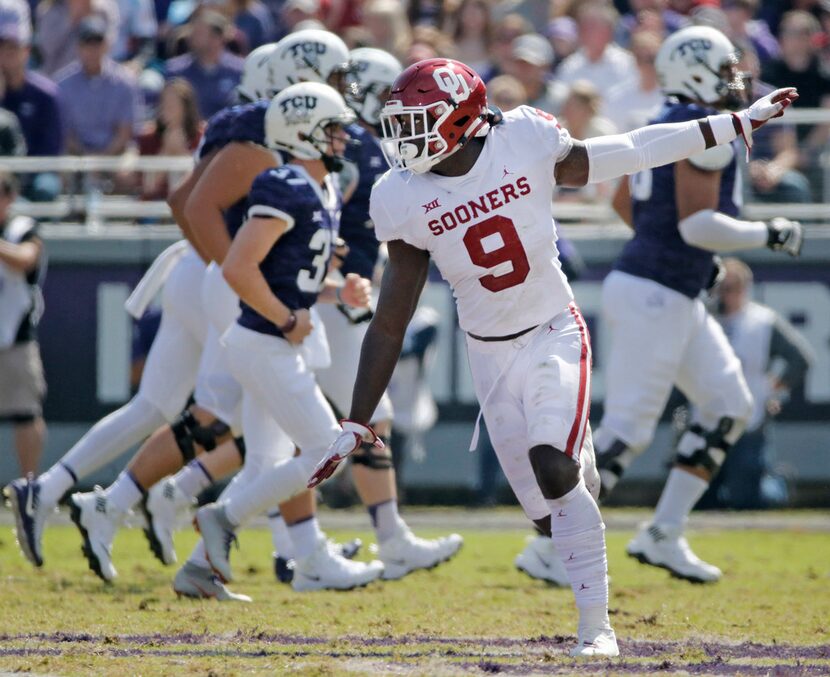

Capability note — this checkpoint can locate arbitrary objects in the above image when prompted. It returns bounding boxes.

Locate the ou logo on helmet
[433,67,470,103]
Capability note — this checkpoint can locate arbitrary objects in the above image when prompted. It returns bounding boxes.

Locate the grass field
[1,508,828,675]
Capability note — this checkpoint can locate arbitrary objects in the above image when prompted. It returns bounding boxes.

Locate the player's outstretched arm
[555,88,798,188]
[308,240,430,488]
[185,142,275,265]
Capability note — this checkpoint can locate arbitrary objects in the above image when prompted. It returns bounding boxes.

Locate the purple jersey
[615,101,740,298]
[237,165,342,338]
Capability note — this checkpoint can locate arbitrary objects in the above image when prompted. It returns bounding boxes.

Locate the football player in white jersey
[592,27,804,583]
[302,58,797,657]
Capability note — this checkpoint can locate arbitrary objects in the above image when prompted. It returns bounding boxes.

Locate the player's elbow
[678,209,717,249]
[222,257,245,293]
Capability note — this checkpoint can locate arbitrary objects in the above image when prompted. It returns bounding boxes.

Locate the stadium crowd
[1,0,829,203]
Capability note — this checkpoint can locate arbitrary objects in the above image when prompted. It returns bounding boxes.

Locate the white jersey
[371,105,575,337]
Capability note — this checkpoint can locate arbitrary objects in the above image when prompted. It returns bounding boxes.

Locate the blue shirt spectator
[56,15,139,154]
[112,0,158,62]
[164,10,244,119]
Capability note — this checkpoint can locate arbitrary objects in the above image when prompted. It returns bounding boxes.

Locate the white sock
[59,395,166,480]
[368,499,407,543]
[37,463,76,508]
[224,456,312,526]
[267,510,295,560]
[288,516,324,560]
[173,459,214,499]
[188,539,211,569]
[547,479,609,613]
[105,470,144,514]
[653,467,709,528]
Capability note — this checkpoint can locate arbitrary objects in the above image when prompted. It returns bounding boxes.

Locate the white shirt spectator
[556,44,636,107]
[603,82,663,132]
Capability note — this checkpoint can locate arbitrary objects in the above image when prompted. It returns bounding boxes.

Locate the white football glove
[766,217,803,257]
[307,420,384,489]
[733,87,798,156]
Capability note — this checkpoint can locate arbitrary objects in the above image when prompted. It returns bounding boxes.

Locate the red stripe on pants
[565,303,591,458]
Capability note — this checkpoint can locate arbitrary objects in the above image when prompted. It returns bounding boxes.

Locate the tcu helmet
[265,82,355,169]
[379,58,489,174]
[270,29,353,93]
[655,26,746,109]
[348,47,403,127]
[238,42,280,102]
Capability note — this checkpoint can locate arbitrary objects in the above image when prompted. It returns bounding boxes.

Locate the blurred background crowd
[1,0,829,204]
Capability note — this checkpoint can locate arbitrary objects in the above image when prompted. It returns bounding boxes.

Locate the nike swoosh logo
[301,574,321,582]
[24,485,34,517]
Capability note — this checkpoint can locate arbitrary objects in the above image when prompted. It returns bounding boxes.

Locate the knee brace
[170,409,231,462]
[351,435,394,470]
[234,435,246,461]
[596,438,637,500]
[675,416,743,475]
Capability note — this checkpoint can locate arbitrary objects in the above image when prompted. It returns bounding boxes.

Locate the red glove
[307,420,384,489]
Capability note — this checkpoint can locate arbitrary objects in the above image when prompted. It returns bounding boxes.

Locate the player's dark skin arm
[167,148,217,263]
[611,178,633,228]
[348,239,430,423]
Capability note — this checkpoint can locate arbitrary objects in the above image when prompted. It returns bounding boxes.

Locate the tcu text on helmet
[280,95,318,124]
[671,38,713,64]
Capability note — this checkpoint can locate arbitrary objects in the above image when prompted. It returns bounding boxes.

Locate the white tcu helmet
[265,82,356,166]
[655,26,745,108]
[348,47,403,127]
[270,29,352,93]
[238,42,280,102]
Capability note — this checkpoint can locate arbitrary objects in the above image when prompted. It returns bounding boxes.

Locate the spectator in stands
[406,0,445,28]
[556,2,636,109]
[57,15,140,156]
[363,0,411,61]
[0,7,63,200]
[545,16,578,69]
[0,172,47,476]
[761,10,830,195]
[0,96,25,156]
[506,33,567,115]
[446,0,494,80]
[491,0,548,28]
[722,0,779,65]
[698,258,813,509]
[486,73,527,112]
[485,12,531,81]
[136,77,202,199]
[228,0,275,54]
[111,0,157,67]
[164,9,244,120]
[277,0,321,39]
[404,24,453,65]
[603,30,663,132]
[33,0,119,77]
[616,0,688,45]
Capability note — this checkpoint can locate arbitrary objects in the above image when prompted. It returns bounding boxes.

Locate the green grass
[1,510,829,675]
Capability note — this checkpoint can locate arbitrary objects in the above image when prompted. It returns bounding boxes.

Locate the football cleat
[68,487,121,582]
[376,529,463,580]
[570,626,620,658]
[142,478,195,566]
[193,503,237,583]
[514,535,569,587]
[173,561,252,602]
[4,475,46,567]
[626,522,722,583]
[274,537,362,584]
[292,535,383,592]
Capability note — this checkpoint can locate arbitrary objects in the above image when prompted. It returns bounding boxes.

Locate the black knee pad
[191,419,230,452]
[351,435,393,470]
[234,435,246,461]
[675,417,736,474]
[596,438,634,501]
[528,445,580,499]
[171,410,198,462]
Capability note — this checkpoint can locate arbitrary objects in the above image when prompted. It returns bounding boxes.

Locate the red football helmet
[379,58,489,174]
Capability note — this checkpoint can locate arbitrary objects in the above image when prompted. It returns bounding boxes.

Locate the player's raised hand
[308,420,384,489]
[733,88,798,154]
[339,273,372,308]
[284,308,313,344]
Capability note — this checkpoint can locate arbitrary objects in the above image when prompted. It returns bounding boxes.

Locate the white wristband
[706,114,738,146]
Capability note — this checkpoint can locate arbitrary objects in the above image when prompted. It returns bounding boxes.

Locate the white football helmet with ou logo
[655,26,746,109]
[238,42,280,102]
[348,47,403,127]
[270,29,353,94]
[265,82,355,167]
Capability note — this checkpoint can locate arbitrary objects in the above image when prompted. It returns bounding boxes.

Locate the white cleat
[193,503,237,583]
[514,535,569,587]
[627,522,722,583]
[376,529,463,580]
[142,478,195,566]
[292,536,383,592]
[68,487,122,582]
[173,561,252,602]
[570,626,620,658]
